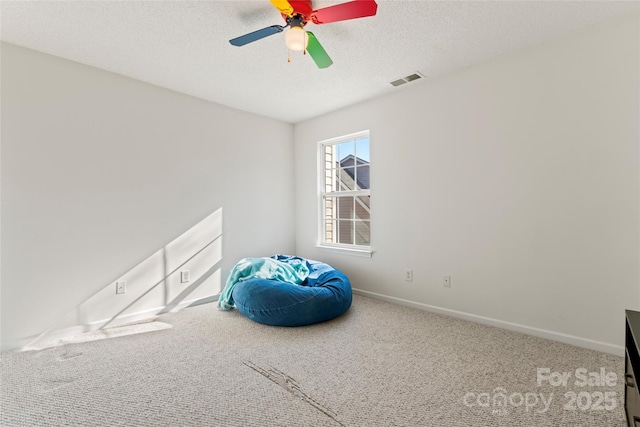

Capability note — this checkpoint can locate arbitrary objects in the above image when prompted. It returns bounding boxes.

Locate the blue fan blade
[229,25,285,46]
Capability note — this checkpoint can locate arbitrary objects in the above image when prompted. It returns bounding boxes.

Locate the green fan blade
[306,32,333,69]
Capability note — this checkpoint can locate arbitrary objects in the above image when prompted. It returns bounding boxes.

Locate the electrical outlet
[443,275,451,288]
[116,281,126,294]
[180,270,190,283]
[404,269,413,282]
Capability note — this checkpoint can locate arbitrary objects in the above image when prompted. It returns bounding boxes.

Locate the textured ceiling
[1,1,638,123]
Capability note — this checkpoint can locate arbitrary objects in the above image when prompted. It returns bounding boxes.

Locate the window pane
[355,220,370,245]
[355,137,370,162]
[325,177,333,192]
[338,196,353,219]
[338,141,354,163]
[354,165,370,189]
[340,149,355,167]
[325,169,337,192]
[355,195,370,221]
[343,166,355,180]
[337,220,353,245]
[324,220,335,243]
[325,145,335,164]
[339,167,356,191]
[324,196,336,219]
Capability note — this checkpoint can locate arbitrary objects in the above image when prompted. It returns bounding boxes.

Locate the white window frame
[317,130,372,257]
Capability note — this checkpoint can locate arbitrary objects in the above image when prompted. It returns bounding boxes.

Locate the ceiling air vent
[390,72,425,87]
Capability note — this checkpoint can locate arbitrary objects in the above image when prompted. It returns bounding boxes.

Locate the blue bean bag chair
[226,255,352,327]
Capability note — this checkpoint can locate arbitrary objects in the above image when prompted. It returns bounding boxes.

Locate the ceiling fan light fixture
[284,26,308,51]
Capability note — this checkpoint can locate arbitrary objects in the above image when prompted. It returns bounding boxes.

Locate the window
[318,130,371,254]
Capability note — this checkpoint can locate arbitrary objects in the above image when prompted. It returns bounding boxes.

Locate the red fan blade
[311,0,377,25]
[288,1,313,19]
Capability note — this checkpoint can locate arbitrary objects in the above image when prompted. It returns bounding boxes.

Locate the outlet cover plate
[116,281,126,294]
[443,275,451,288]
[180,270,190,283]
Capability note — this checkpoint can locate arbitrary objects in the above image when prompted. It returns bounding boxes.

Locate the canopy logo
[462,367,618,416]
[462,389,554,415]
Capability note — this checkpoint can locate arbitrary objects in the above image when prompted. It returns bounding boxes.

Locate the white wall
[294,12,639,354]
[1,42,295,350]
[2,11,638,355]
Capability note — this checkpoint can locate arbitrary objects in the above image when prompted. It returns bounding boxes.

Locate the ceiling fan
[229,0,378,69]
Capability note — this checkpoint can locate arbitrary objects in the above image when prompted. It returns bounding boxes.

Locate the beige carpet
[1,295,626,426]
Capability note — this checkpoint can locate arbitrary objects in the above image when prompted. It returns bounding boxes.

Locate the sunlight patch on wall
[22,208,224,351]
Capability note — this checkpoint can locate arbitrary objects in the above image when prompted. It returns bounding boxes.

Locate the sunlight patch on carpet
[26,321,173,351]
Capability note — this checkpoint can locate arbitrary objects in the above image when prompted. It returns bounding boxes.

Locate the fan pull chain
[288,49,291,63]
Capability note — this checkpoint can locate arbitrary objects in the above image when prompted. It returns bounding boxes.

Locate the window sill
[315,244,373,258]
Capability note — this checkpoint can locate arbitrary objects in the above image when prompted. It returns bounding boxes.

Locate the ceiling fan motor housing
[286,15,307,29]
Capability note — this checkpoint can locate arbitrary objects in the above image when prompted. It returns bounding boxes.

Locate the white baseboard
[352,288,624,357]
[5,291,623,357]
